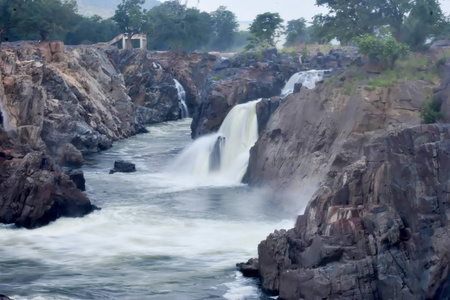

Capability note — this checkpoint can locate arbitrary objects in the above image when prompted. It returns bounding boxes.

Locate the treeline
[1,0,450,52]
[0,0,247,51]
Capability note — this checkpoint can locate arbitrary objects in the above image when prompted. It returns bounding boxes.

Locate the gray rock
[109,160,136,174]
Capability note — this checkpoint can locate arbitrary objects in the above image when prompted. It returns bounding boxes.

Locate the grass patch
[211,76,221,81]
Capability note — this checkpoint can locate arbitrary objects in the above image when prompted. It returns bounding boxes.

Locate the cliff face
[0,41,146,228]
[117,49,217,123]
[246,55,450,298]
[0,41,143,166]
[191,48,300,138]
[247,78,428,190]
[258,124,450,299]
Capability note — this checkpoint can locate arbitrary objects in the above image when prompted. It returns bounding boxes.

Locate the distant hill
[76,0,160,18]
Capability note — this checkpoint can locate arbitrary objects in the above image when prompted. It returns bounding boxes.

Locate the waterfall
[153,62,162,69]
[169,99,260,183]
[280,69,328,97]
[174,79,189,118]
[0,95,11,131]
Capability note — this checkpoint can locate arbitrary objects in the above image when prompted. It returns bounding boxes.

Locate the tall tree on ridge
[113,0,148,49]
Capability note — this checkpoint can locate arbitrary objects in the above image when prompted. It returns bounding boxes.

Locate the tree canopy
[208,6,239,51]
[113,0,148,48]
[314,0,449,48]
[284,18,308,47]
[246,12,284,50]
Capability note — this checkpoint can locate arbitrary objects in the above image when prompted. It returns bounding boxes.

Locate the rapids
[0,119,299,300]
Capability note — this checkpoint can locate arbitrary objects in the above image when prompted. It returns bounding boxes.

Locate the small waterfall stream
[174,79,189,118]
[0,95,11,131]
[170,69,326,184]
[280,69,328,97]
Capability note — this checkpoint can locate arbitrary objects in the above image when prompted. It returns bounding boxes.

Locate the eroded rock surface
[191,48,300,138]
[0,151,96,228]
[0,41,144,166]
[257,125,450,299]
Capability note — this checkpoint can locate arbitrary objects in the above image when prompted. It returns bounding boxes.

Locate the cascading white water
[152,61,162,69]
[169,100,260,184]
[0,95,11,131]
[280,69,327,97]
[174,79,189,118]
[170,69,326,184]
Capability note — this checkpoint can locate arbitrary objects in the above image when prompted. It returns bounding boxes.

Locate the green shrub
[355,35,409,70]
[420,96,443,124]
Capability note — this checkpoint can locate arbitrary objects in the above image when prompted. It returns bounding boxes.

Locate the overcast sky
[174,0,450,23]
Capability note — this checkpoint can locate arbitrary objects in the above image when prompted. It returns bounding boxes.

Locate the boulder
[109,160,136,174]
[236,258,259,278]
[66,169,86,191]
[0,152,97,229]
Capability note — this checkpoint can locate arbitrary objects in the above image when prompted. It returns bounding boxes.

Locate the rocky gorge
[239,47,450,298]
[1,37,449,300]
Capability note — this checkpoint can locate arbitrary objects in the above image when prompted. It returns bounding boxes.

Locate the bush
[355,35,409,70]
[420,96,443,124]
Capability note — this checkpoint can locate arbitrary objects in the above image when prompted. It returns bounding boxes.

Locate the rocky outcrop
[247,76,429,190]
[109,160,136,174]
[191,48,300,138]
[0,41,144,166]
[303,48,359,70]
[0,151,97,229]
[256,124,450,299]
[135,50,217,115]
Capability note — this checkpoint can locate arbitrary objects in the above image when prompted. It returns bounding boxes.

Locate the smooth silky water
[0,70,324,299]
[0,119,298,300]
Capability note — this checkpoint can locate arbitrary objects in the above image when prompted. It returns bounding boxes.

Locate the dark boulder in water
[109,160,136,174]
[0,152,97,229]
[237,258,259,278]
[66,169,86,191]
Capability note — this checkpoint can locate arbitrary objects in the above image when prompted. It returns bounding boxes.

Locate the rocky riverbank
[0,41,216,228]
[240,46,450,299]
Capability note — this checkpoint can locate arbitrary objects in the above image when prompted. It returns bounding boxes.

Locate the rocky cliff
[247,76,427,190]
[116,49,217,123]
[0,41,144,166]
[0,41,146,227]
[243,51,450,298]
[191,48,300,138]
[257,124,450,299]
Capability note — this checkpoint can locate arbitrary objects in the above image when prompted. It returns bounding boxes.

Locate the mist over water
[0,119,302,300]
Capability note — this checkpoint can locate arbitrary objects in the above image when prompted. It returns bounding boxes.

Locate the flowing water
[280,69,328,97]
[0,70,325,300]
[174,79,189,118]
[0,119,301,300]
[0,94,11,131]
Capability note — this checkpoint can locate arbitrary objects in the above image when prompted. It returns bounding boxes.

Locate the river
[0,119,299,300]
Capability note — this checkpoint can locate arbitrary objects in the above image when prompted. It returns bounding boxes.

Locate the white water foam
[173,79,189,118]
[0,94,11,131]
[168,99,260,184]
[281,69,328,97]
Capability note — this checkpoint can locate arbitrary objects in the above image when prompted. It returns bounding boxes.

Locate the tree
[402,0,447,50]
[146,1,211,51]
[284,18,308,47]
[209,6,238,51]
[355,34,409,70]
[314,0,446,48]
[65,15,120,45]
[0,0,22,46]
[18,0,80,41]
[113,0,148,48]
[246,12,284,49]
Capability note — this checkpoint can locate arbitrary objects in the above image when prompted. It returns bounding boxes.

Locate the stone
[109,160,136,174]
[0,152,97,229]
[66,169,86,191]
[254,125,450,299]
[236,258,259,278]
